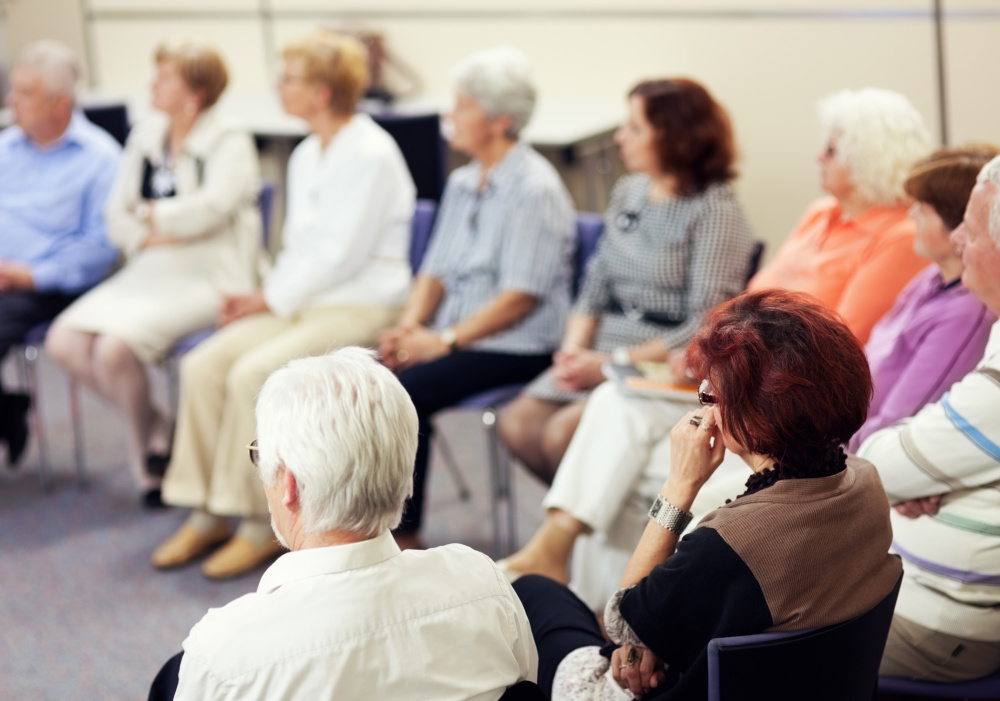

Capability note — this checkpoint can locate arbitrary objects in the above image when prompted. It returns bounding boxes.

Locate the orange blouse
[748,197,929,344]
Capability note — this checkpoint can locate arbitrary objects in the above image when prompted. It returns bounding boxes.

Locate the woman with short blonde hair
[280,32,368,114]
[48,38,261,508]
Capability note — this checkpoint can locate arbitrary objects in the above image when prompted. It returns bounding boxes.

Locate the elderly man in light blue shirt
[0,40,120,465]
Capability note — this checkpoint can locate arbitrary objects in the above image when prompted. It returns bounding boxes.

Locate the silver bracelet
[649,495,693,535]
[612,346,632,366]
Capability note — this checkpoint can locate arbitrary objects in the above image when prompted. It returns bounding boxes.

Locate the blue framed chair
[430,213,605,557]
[707,572,902,701]
[879,668,1000,699]
[746,240,766,286]
[14,322,86,490]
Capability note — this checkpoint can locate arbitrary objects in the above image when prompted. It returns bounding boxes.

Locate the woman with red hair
[512,289,900,700]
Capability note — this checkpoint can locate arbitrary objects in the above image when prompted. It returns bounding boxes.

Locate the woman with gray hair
[378,46,576,549]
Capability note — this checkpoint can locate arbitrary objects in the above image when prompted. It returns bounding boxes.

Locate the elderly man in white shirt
[166,347,537,700]
[154,31,417,579]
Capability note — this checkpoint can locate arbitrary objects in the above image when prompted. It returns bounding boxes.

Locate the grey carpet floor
[0,353,545,701]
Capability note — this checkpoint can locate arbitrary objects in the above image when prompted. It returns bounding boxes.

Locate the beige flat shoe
[151,523,231,570]
[201,535,284,580]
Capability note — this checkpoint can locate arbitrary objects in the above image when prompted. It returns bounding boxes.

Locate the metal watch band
[440,327,457,349]
[648,495,693,535]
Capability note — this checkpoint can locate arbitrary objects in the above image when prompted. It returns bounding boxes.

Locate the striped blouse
[419,141,576,354]
[860,320,1000,642]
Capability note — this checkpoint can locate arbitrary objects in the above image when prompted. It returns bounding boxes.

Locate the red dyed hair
[687,289,871,468]
[629,78,737,195]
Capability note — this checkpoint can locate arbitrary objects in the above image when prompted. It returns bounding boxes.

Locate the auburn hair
[687,289,871,470]
[629,78,737,195]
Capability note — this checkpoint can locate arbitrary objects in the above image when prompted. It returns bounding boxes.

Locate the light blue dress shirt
[0,112,121,294]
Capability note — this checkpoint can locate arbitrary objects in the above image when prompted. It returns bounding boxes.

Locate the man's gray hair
[15,40,82,98]
[255,347,418,536]
[976,155,1000,244]
[817,88,931,206]
[452,46,536,139]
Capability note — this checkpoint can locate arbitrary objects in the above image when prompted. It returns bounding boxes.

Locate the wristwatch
[612,346,632,366]
[649,495,693,535]
[440,327,457,350]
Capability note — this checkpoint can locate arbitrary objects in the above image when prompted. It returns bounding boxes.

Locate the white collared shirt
[175,531,537,700]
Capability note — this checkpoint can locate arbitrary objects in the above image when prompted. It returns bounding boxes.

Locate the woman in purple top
[847,145,999,453]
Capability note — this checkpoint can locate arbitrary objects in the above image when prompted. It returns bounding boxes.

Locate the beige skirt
[56,248,224,364]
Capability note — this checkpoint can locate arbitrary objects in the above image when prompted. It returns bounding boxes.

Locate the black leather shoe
[142,488,168,510]
[0,393,31,468]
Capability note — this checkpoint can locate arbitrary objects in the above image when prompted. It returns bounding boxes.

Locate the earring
[955,247,964,257]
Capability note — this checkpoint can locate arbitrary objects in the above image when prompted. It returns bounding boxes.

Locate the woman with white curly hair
[749,87,933,344]
[377,46,576,549]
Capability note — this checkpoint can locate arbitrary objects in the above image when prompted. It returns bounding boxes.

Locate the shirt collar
[454,140,529,194]
[827,200,908,236]
[11,111,88,150]
[257,530,400,594]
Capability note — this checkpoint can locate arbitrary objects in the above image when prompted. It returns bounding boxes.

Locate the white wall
[9,1,1000,257]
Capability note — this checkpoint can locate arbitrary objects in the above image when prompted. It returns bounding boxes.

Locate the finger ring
[689,415,703,427]
[619,663,628,670]
[396,349,410,363]
[627,647,638,668]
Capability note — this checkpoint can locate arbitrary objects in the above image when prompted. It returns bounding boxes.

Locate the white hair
[452,46,536,139]
[255,347,418,537]
[15,40,81,98]
[976,155,1000,244]
[818,88,931,205]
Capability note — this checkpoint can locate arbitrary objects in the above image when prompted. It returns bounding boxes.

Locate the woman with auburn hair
[498,78,755,484]
[512,289,901,700]
[47,38,261,507]
[148,31,415,579]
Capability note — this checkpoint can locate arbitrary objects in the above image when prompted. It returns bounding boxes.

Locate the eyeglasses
[698,379,717,407]
[247,439,259,468]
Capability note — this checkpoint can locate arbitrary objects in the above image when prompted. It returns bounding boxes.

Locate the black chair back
[82,104,130,146]
[371,112,446,202]
[148,651,183,701]
[746,240,765,286]
[708,571,902,701]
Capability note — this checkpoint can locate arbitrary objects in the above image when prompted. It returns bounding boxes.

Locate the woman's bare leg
[501,508,587,583]
[45,325,103,394]
[499,395,564,484]
[539,400,587,479]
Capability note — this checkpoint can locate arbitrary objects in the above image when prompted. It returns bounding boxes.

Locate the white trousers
[542,381,751,610]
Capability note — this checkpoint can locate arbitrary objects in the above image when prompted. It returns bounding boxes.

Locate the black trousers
[395,350,551,534]
[0,290,77,400]
[513,575,610,696]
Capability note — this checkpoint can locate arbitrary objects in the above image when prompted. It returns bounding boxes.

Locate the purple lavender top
[847,265,996,453]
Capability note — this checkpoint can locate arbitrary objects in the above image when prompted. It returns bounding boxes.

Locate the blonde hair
[818,88,931,206]
[154,38,229,110]
[281,32,369,115]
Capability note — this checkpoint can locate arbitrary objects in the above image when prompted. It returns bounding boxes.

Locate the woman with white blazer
[47,39,261,506]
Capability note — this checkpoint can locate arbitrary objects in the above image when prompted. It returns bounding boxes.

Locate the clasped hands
[551,346,610,392]
[378,323,449,371]
[218,290,269,327]
[611,644,666,697]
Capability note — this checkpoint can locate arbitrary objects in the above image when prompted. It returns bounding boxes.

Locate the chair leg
[21,344,52,491]
[68,379,87,488]
[431,430,472,501]
[483,408,516,558]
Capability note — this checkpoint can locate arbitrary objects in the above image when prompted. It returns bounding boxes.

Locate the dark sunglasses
[247,439,259,467]
[698,379,717,407]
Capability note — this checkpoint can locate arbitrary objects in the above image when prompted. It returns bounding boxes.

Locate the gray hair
[15,40,82,99]
[255,347,418,537]
[817,88,931,205]
[976,155,1000,244]
[452,46,536,139]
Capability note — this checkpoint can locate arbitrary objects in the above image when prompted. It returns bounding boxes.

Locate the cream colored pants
[544,381,751,610]
[162,305,400,519]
